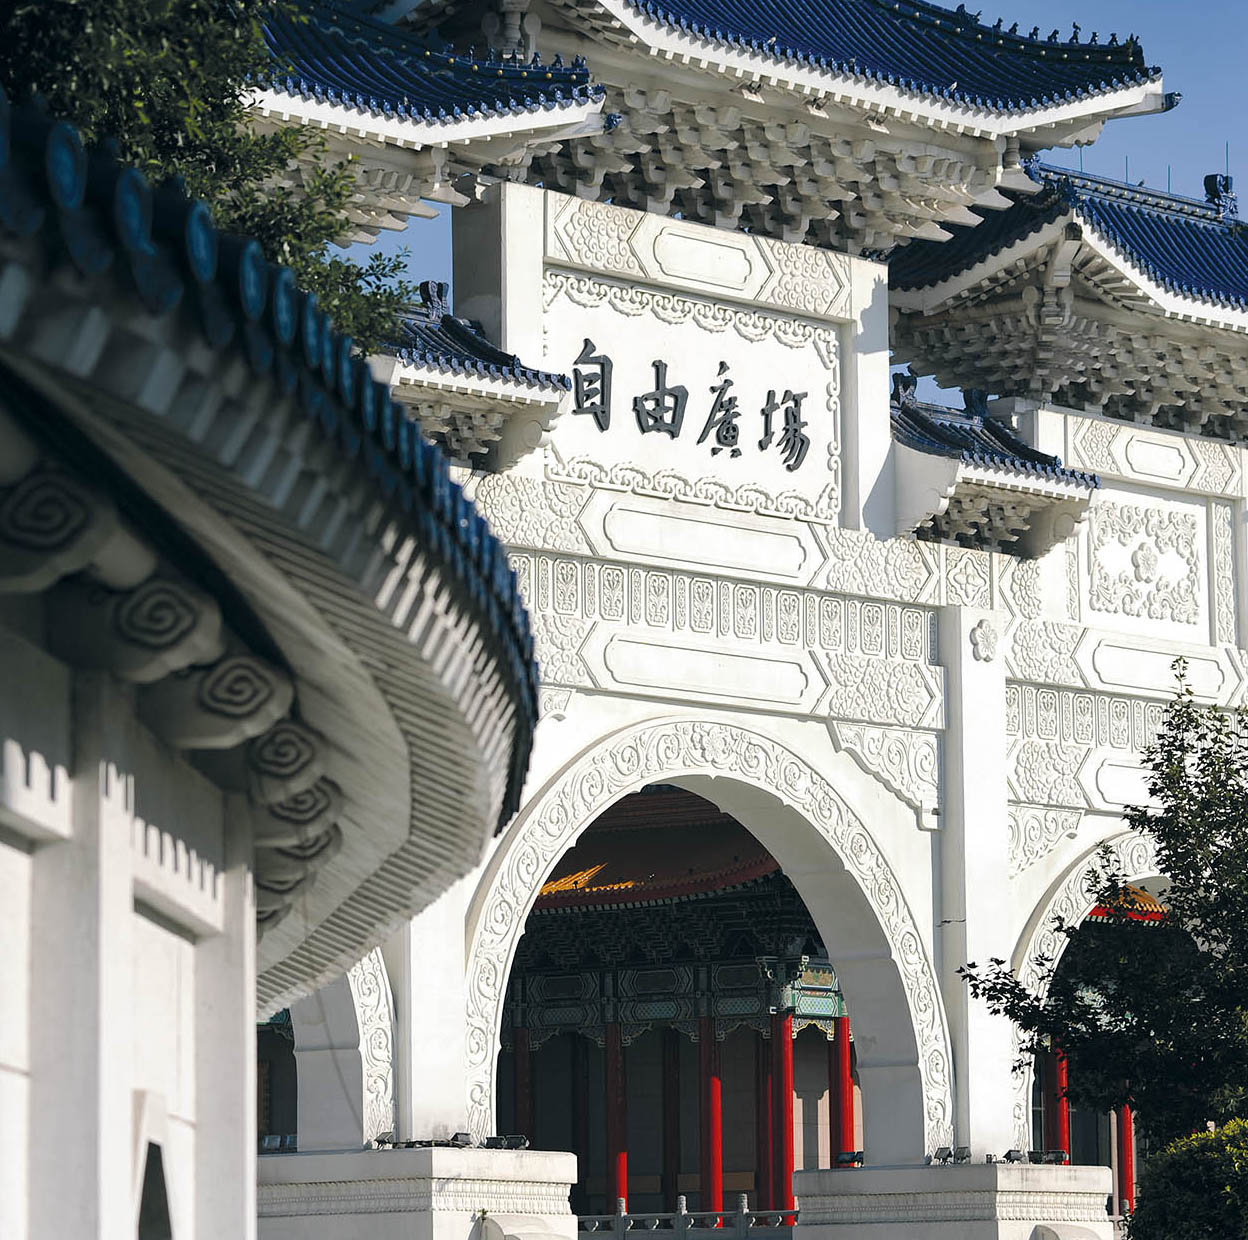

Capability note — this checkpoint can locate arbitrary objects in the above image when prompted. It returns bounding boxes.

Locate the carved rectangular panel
[1066,414,1243,497]
[545,195,853,321]
[1083,495,1209,641]
[542,271,841,524]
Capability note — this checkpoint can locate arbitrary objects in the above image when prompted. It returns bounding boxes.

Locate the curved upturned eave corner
[562,0,1169,137]
[0,90,538,1014]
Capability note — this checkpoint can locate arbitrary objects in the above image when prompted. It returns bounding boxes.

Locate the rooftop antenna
[1079,146,1084,172]
[1227,140,1232,177]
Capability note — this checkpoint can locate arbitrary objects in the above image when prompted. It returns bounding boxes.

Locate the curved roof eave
[587,0,1168,137]
[892,165,1248,333]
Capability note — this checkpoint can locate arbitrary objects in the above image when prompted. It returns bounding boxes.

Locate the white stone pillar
[452,180,546,366]
[382,875,472,1140]
[195,797,257,1240]
[840,257,893,534]
[291,948,397,1151]
[27,673,133,1240]
[937,605,1016,1157]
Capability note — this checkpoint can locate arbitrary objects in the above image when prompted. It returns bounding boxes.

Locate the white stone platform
[257,1146,578,1240]
[793,1163,1113,1240]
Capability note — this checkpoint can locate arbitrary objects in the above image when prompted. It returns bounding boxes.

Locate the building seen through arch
[496,786,861,1215]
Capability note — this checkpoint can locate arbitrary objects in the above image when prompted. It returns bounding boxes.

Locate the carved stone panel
[541,268,841,524]
[1084,498,1206,637]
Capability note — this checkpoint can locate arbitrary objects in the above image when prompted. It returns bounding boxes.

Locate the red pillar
[662,1028,682,1211]
[1054,1053,1071,1159]
[755,1030,774,1209]
[513,1027,534,1141]
[830,1015,854,1162]
[1042,1051,1070,1159]
[1117,1105,1136,1215]
[698,1015,724,1217]
[605,1022,628,1210]
[771,1012,795,1219]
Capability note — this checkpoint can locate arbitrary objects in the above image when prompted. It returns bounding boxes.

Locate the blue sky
[361,0,1247,325]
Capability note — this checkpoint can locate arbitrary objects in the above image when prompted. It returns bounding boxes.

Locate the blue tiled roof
[624,0,1157,112]
[264,2,604,123]
[393,282,571,392]
[0,87,539,825]
[891,379,1099,487]
[891,164,1248,312]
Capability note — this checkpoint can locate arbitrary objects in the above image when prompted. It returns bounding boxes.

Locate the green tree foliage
[1,0,415,350]
[962,667,1248,1148]
[1128,1118,1248,1240]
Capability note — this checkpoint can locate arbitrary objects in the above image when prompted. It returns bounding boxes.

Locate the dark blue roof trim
[392,282,571,392]
[624,0,1157,113]
[264,3,604,124]
[0,89,537,826]
[891,162,1248,312]
[891,378,1099,487]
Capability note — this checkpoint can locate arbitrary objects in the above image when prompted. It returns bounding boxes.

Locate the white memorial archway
[464,716,954,1162]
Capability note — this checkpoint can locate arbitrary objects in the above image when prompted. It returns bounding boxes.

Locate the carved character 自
[572,337,613,431]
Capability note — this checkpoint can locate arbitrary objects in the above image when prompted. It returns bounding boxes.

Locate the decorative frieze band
[1006,681,1164,811]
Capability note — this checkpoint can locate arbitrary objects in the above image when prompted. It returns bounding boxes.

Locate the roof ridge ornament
[1205,173,1239,220]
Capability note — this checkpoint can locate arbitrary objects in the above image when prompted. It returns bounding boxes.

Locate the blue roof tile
[0,87,541,824]
[891,377,1099,487]
[891,163,1248,311]
[622,0,1157,112]
[264,3,604,124]
[392,282,571,391]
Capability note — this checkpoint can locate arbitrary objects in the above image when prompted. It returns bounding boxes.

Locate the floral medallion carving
[1087,501,1201,625]
[464,719,954,1150]
[969,619,997,663]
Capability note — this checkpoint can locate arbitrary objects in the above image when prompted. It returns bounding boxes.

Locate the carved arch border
[1008,831,1159,1147]
[464,716,955,1149]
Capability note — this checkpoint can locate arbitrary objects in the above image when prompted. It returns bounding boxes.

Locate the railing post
[676,1194,688,1240]
[734,1193,749,1240]
[615,1197,627,1240]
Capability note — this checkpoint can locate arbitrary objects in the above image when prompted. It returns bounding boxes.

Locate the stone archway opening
[495,785,863,1217]
[464,719,955,1186]
[1028,880,1168,1221]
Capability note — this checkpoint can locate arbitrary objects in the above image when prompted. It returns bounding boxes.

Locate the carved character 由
[633,359,689,438]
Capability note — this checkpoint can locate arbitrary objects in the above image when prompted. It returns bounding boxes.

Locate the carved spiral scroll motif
[247,720,327,804]
[464,718,954,1151]
[0,467,117,591]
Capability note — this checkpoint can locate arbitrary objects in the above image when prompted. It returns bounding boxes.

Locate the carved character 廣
[696,361,743,457]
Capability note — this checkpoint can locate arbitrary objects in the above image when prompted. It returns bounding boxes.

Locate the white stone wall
[0,628,256,1240]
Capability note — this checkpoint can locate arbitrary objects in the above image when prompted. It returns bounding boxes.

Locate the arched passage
[464,718,954,1164]
[1009,832,1160,1149]
[284,948,398,1150]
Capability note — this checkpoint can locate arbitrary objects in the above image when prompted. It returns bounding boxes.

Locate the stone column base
[794,1164,1114,1240]
[257,1146,577,1240]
